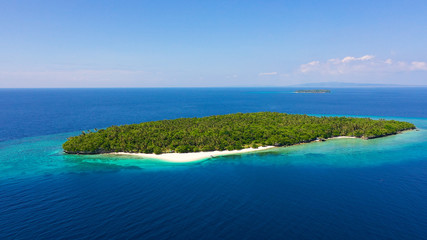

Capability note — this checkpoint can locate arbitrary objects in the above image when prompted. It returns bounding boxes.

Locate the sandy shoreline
[328,136,358,139]
[109,146,275,163]
[106,136,363,163]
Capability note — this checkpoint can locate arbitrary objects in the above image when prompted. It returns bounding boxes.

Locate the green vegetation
[295,89,331,93]
[63,112,415,154]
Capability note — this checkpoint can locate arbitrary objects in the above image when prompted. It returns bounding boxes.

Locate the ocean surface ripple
[1,88,427,239]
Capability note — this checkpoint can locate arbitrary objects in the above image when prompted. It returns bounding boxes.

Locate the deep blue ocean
[1,88,427,239]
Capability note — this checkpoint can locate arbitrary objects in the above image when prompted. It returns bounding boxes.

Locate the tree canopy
[63,112,415,154]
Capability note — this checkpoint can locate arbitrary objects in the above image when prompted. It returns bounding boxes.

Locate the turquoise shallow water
[1,118,427,239]
[1,88,427,239]
[1,117,426,179]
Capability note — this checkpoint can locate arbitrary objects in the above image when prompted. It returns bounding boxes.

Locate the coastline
[109,146,275,163]
[327,136,357,139]
[107,136,359,162]
[101,131,414,163]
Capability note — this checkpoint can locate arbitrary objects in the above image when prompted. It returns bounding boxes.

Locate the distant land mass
[288,82,422,88]
[63,112,415,155]
[295,89,331,93]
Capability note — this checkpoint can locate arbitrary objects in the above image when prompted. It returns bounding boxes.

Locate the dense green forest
[63,112,415,154]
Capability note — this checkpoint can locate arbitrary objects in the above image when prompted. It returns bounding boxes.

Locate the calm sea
[1,88,427,239]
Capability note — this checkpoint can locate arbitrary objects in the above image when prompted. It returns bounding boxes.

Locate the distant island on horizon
[63,112,415,156]
[287,82,426,88]
[295,89,331,93]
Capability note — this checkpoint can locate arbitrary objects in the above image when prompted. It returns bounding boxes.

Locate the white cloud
[359,55,375,61]
[300,61,320,73]
[338,55,375,65]
[259,72,278,76]
[299,55,427,75]
[341,55,374,63]
[411,61,427,71]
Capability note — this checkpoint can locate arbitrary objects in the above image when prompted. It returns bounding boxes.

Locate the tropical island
[295,89,331,93]
[63,112,415,160]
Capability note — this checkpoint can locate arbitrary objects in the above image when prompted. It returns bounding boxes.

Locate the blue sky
[1,0,426,87]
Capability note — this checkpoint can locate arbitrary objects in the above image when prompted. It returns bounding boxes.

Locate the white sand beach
[109,146,275,163]
[108,136,367,163]
[328,136,358,139]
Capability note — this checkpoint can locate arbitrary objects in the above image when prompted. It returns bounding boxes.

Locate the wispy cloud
[0,69,148,87]
[341,55,375,63]
[0,69,144,78]
[299,55,427,75]
[259,72,278,76]
[410,61,427,71]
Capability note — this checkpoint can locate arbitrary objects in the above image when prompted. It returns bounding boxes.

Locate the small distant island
[63,112,415,157]
[295,89,331,93]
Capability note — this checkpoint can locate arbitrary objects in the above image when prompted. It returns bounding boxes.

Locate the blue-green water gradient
[1,88,427,239]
